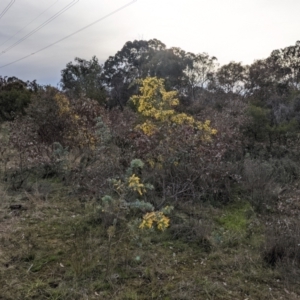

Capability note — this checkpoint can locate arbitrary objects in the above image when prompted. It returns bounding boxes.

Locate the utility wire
[0,0,15,21]
[0,0,78,54]
[0,0,137,68]
[0,0,79,55]
[0,0,61,47]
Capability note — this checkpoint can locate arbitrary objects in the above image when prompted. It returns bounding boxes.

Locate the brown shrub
[263,218,300,268]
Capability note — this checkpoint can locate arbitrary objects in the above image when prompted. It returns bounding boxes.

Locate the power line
[0,0,137,69]
[0,0,61,47]
[0,0,78,55]
[0,0,15,21]
[0,0,79,55]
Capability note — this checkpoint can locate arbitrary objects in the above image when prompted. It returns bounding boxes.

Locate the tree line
[1,39,300,152]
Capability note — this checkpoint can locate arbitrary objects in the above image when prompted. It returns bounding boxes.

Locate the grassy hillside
[1,118,300,299]
[1,54,300,298]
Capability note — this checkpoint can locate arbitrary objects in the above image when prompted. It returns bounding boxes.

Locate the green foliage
[3,39,300,299]
[0,76,35,121]
[102,40,156,108]
[19,86,104,149]
[60,56,106,105]
[102,39,195,108]
[214,61,247,95]
[218,202,252,232]
[183,52,218,100]
[244,99,300,154]
[100,159,172,231]
[245,105,271,141]
[53,142,69,158]
[94,116,112,149]
[100,158,153,218]
[24,86,74,145]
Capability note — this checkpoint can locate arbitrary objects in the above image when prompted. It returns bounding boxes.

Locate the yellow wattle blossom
[53,92,99,150]
[157,216,170,231]
[139,212,156,229]
[139,211,170,231]
[128,174,146,195]
[54,93,71,115]
[130,77,217,138]
[136,120,157,136]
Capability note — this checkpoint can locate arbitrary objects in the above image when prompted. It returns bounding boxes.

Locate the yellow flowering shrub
[109,160,152,198]
[52,92,102,150]
[54,93,71,115]
[136,119,157,136]
[101,159,172,233]
[128,174,146,195]
[130,77,217,140]
[139,211,170,231]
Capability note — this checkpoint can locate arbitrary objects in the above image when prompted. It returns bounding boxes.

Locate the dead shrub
[170,219,213,252]
[263,218,300,269]
[242,158,278,211]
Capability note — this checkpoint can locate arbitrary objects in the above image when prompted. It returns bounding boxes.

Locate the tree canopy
[0,76,37,122]
[60,56,106,105]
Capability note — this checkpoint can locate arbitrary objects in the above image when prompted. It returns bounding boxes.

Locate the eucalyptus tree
[183,53,218,101]
[215,61,248,96]
[0,76,36,121]
[60,56,106,105]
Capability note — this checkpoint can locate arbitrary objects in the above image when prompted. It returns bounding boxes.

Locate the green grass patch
[217,201,253,232]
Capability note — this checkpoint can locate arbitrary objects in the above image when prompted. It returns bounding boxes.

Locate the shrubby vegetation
[0,76,37,121]
[1,39,300,299]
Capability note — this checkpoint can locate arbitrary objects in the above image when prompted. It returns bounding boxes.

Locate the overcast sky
[0,0,299,86]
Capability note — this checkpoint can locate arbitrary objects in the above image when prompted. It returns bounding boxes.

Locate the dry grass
[0,184,299,300]
[1,122,300,300]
